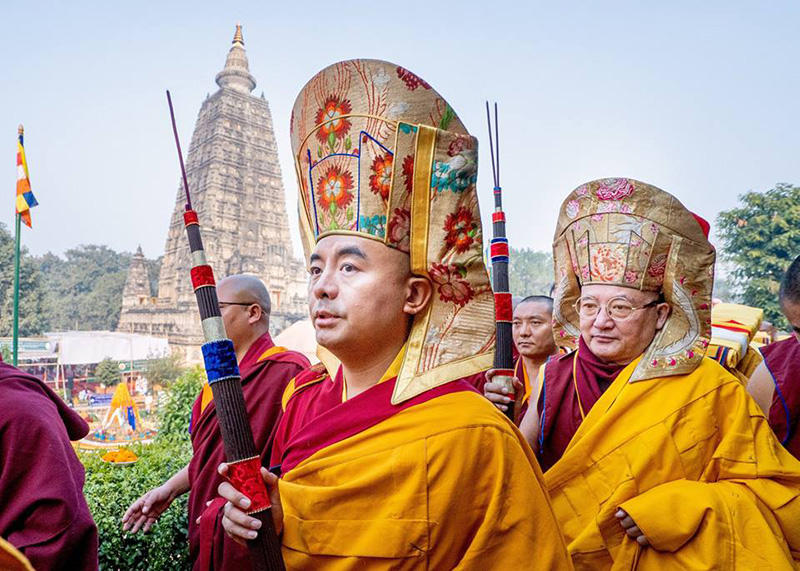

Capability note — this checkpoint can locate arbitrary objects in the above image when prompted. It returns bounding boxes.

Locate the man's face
[308,235,421,356]
[217,279,262,350]
[578,284,670,365]
[512,301,556,359]
[781,299,800,342]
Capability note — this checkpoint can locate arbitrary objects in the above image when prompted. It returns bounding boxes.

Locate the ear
[655,302,671,330]
[403,276,433,316]
[247,304,263,325]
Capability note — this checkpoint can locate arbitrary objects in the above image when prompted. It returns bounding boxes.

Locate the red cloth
[537,336,626,471]
[760,337,800,459]
[187,333,309,571]
[270,365,479,475]
[0,362,98,570]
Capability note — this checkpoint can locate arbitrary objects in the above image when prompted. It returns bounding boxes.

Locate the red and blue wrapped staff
[166,91,285,571]
[486,102,515,422]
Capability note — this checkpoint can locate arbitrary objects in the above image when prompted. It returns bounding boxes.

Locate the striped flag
[16,125,38,228]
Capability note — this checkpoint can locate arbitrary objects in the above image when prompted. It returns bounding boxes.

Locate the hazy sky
[2,1,798,262]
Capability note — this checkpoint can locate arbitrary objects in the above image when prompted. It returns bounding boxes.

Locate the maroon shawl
[0,361,98,570]
[760,337,800,459]
[537,336,627,471]
[187,333,309,571]
[270,366,482,474]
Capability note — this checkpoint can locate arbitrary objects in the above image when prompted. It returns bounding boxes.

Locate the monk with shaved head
[123,274,310,571]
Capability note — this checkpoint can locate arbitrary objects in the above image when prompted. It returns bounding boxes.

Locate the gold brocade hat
[291,59,494,403]
[552,178,716,382]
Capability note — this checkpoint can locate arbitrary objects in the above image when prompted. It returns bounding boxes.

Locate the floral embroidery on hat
[359,214,386,237]
[387,207,410,251]
[430,263,474,307]
[590,243,626,282]
[317,166,354,211]
[396,66,431,90]
[315,96,352,148]
[369,154,393,201]
[443,207,479,254]
[596,178,635,201]
[566,200,580,219]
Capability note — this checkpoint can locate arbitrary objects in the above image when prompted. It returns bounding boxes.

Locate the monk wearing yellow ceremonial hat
[216,59,572,569]
[495,178,800,568]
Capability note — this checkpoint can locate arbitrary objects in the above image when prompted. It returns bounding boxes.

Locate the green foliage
[95,358,121,386]
[80,441,193,570]
[0,345,10,362]
[508,248,555,297]
[36,245,132,331]
[0,222,50,336]
[716,183,800,328]
[80,367,205,570]
[155,367,205,445]
[146,352,186,387]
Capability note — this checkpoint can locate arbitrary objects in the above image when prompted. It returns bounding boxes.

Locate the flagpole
[12,211,21,366]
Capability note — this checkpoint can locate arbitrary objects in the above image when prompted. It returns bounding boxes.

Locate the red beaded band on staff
[226,456,271,514]
[495,292,513,322]
[190,265,215,289]
[184,210,199,226]
[490,241,509,258]
[492,211,506,223]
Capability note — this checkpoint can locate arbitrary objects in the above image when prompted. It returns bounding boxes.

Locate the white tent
[273,320,319,364]
[47,331,169,365]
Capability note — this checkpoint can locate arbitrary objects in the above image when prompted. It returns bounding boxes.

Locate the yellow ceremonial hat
[552,178,716,382]
[290,59,494,403]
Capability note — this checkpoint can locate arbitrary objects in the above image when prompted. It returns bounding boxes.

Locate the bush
[80,367,205,570]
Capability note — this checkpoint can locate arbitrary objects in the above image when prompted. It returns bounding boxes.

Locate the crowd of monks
[2,59,800,571]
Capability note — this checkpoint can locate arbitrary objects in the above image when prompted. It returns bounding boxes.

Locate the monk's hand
[483,370,525,422]
[122,484,175,533]
[218,463,283,546]
[616,508,650,546]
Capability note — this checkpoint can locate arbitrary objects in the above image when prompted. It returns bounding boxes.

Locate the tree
[95,358,121,385]
[0,223,49,336]
[145,352,185,387]
[716,183,800,328]
[508,248,554,297]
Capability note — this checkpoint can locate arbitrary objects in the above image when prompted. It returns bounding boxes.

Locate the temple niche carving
[117,25,307,362]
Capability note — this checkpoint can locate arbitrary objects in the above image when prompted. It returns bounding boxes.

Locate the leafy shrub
[80,367,205,570]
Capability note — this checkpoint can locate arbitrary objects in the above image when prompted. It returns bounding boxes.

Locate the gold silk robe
[544,357,800,570]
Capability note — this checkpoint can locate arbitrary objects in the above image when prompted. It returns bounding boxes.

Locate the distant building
[117,24,307,362]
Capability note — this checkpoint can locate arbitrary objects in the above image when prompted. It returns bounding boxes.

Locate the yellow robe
[544,356,800,570]
[278,386,572,569]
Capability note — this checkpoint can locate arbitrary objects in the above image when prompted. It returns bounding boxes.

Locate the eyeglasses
[573,296,661,321]
[218,301,258,309]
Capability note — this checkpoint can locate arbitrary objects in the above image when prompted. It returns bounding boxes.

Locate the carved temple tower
[118,25,307,362]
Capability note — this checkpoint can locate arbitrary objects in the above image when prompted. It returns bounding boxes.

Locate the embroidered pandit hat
[291,59,494,403]
[552,178,716,382]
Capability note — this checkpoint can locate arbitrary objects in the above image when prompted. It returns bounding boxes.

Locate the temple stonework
[117,25,307,362]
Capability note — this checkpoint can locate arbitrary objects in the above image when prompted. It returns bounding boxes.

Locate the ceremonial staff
[486,102,515,422]
[166,91,285,571]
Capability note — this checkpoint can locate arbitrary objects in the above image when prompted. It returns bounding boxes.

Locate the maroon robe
[760,337,800,459]
[0,361,98,571]
[537,336,626,471]
[187,332,309,571]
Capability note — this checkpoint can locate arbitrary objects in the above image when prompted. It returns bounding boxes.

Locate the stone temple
[117,25,307,362]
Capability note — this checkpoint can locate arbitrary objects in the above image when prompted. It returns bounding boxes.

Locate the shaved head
[218,274,272,318]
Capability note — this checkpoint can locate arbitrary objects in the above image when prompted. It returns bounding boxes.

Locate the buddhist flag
[16,126,38,228]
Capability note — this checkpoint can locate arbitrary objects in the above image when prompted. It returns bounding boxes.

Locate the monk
[487,178,800,569]
[0,355,98,570]
[748,253,800,459]
[488,295,559,416]
[215,59,571,570]
[122,275,309,570]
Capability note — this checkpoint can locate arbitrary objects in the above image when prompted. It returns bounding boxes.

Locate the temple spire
[215,23,256,93]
